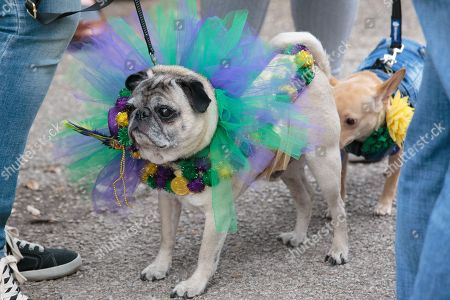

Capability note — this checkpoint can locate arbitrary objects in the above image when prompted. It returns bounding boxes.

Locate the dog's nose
[135,108,151,121]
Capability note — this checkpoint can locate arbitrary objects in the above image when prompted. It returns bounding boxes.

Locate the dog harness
[345,0,426,162]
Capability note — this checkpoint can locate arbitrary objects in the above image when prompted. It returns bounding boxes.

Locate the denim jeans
[0,0,80,255]
[396,1,450,299]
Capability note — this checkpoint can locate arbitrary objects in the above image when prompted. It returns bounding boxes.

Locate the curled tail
[270,32,331,78]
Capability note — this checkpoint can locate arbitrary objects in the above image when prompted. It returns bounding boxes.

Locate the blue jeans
[0,0,80,255]
[396,1,450,299]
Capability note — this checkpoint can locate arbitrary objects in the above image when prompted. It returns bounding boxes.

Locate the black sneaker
[5,227,82,281]
[0,255,29,300]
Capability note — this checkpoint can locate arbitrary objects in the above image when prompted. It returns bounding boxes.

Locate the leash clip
[381,44,404,68]
[25,0,38,19]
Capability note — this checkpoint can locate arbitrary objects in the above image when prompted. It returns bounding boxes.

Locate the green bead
[303,68,315,85]
[178,160,193,169]
[182,165,198,181]
[202,170,212,187]
[119,88,131,97]
[118,127,132,147]
[165,180,173,193]
[147,176,157,189]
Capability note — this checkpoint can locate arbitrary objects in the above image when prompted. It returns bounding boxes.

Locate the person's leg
[290,0,358,76]
[395,55,450,300]
[410,164,450,299]
[200,0,270,35]
[396,0,450,298]
[0,0,80,255]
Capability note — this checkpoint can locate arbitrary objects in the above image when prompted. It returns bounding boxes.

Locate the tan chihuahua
[331,69,406,215]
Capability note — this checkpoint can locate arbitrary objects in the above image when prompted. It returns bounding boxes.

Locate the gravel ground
[10,0,424,299]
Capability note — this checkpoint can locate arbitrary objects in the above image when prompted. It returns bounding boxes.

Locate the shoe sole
[21,254,82,281]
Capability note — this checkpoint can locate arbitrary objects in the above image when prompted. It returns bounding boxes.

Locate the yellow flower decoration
[294,50,314,68]
[116,112,128,127]
[386,91,414,144]
[141,163,157,181]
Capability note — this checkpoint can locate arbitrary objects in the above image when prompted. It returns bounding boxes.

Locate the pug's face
[127,65,218,164]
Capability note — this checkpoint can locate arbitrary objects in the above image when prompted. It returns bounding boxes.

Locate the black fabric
[13,242,78,272]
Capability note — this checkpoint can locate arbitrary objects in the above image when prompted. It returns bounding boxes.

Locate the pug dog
[126,32,348,298]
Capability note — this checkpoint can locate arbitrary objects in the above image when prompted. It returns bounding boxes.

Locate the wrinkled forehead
[132,74,184,105]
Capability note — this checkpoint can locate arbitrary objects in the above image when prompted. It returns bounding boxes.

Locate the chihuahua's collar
[345,91,413,161]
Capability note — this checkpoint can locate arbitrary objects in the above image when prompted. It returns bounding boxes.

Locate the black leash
[25,0,157,65]
[370,0,404,73]
[132,0,157,65]
[390,0,402,49]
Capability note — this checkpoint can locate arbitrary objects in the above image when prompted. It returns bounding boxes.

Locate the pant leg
[200,0,270,35]
[410,164,450,299]
[0,0,80,254]
[413,0,450,100]
[290,0,358,76]
[395,55,450,299]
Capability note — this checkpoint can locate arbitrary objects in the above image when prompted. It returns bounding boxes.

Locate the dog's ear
[125,71,149,92]
[177,79,212,113]
[376,68,406,104]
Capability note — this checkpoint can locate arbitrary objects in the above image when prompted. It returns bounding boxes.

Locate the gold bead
[294,50,314,68]
[141,163,157,181]
[116,112,129,127]
[171,176,190,196]
[132,151,141,159]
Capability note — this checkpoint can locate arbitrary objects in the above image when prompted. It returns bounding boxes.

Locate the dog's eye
[345,118,357,126]
[156,105,176,121]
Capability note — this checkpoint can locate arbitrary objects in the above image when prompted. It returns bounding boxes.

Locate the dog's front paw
[170,277,208,299]
[325,245,348,265]
[140,262,170,282]
[277,231,306,247]
[374,202,392,216]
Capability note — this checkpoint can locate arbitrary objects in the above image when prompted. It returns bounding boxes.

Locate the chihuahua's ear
[125,70,149,92]
[330,77,340,87]
[376,68,406,104]
[177,79,212,113]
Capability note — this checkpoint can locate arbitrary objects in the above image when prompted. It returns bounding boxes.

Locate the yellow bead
[116,112,129,127]
[131,151,141,159]
[218,164,233,178]
[294,50,314,68]
[171,176,190,196]
[142,163,157,181]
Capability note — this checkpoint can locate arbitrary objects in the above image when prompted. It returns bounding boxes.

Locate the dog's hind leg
[171,204,227,298]
[141,192,181,281]
[305,147,349,265]
[279,158,312,247]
